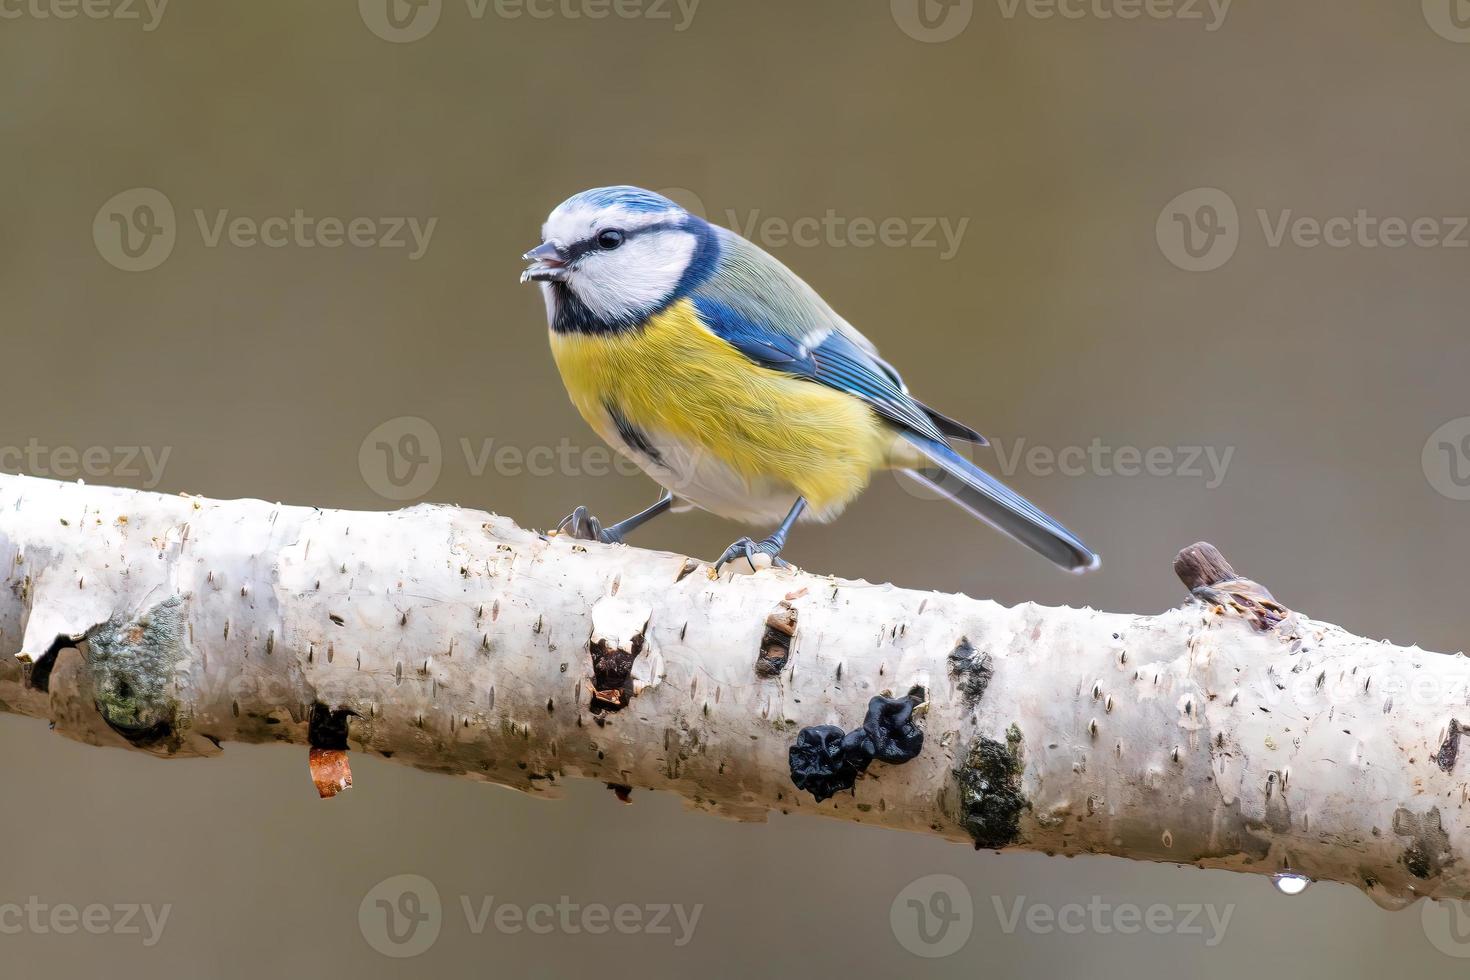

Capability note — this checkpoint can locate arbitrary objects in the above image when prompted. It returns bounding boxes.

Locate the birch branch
[0,473,1466,910]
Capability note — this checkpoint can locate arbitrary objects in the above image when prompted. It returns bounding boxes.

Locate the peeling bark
[1,475,1468,909]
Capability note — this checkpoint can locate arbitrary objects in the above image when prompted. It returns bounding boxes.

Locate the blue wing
[691,293,950,443]
[681,225,1094,572]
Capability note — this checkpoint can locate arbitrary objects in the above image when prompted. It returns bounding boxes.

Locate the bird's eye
[596,229,625,250]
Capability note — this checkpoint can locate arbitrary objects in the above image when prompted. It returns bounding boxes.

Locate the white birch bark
[0,473,1466,909]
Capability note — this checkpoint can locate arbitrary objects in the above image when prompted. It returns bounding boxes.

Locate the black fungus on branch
[955,725,1028,850]
[308,702,356,751]
[788,692,925,802]
[948,637,993,710]
[589,632,645,714]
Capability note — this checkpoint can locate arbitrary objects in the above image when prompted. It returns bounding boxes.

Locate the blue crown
[564,185,681,215]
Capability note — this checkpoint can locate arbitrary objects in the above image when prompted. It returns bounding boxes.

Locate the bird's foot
[714,535,790,573]
[555,506,624,545]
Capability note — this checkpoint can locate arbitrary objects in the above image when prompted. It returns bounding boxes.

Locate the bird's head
[521,186,713,328]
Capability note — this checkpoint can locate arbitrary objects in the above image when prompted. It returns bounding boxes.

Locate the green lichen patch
[83,595,190,748]
[955,725,1028,850]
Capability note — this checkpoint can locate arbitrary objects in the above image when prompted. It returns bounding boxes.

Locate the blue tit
[520,185,1099,573]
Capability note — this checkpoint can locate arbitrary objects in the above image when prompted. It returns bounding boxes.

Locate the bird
[520,185,1099,574]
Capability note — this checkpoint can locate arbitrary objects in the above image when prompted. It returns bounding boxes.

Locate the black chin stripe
[551,284,643,335]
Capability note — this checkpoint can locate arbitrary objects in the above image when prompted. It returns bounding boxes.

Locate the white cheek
[569,232,695,321]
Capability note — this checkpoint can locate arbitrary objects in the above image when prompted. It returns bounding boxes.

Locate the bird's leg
[556,489,674,545]
[715,497,807,572]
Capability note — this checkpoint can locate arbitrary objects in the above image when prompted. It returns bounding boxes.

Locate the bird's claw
[714,535,790,573]
[555,505,624,544]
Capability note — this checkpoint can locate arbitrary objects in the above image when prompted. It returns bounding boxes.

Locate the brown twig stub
[1174,542,1238,591]
[1174,542,1290,632]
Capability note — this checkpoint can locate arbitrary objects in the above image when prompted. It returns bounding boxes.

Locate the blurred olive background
[3,0,1470,976]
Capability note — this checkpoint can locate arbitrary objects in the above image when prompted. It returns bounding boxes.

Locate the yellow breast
[548,298,890,516]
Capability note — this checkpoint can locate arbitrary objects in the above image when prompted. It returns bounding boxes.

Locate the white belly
[604,424,821,527]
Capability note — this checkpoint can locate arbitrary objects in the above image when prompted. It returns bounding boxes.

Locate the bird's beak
[520,242,569,284]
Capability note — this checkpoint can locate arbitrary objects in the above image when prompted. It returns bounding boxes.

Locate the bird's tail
[899,433,1100,574]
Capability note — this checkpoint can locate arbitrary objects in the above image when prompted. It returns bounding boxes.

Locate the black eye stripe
[561,221,683,262]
